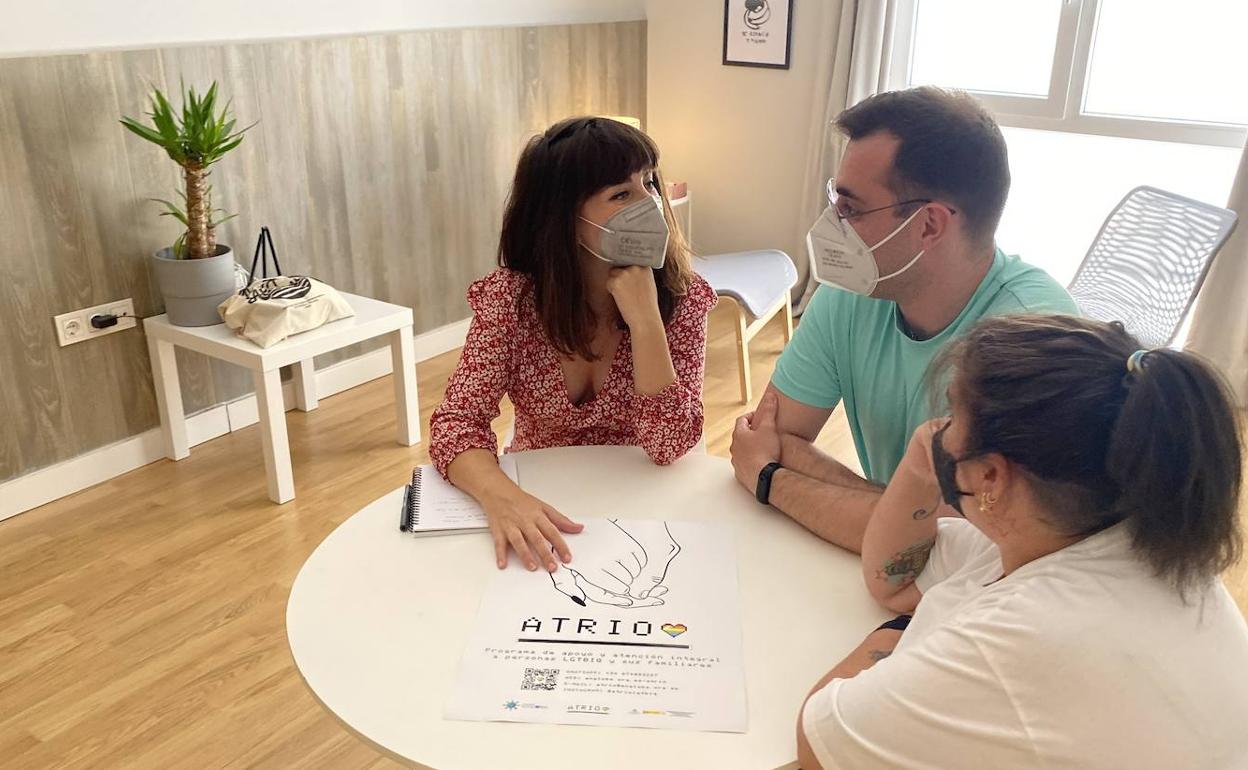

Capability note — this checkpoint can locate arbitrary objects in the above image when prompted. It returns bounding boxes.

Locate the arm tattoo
[867,649,892,663]
[876,537,936,586]
[912,493,943,520]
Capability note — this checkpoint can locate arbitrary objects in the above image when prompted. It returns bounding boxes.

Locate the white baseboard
[0,318,470,522]
[413,317,471,360]
[189,403,233,447]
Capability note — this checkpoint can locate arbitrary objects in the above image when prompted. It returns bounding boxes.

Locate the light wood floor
[3,306,1246,769]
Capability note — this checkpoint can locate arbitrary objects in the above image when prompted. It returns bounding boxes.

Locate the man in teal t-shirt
[774,247,1076,483]
[730,87,1078,553]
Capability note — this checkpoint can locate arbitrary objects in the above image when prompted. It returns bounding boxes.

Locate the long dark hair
[497,116,694,360]
[932,314,1243,597]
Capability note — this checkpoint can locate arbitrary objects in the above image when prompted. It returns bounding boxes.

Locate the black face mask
[932,422,974,516]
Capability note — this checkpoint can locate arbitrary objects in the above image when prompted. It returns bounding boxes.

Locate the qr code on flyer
[521,667,560,691]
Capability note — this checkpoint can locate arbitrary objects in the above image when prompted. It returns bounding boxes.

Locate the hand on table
[481,486,583,572]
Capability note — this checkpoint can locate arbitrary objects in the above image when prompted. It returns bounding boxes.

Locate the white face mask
[579,195,670,269]
[805,204,927,296]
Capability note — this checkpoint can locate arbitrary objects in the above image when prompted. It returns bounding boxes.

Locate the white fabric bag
[218,227,354,348]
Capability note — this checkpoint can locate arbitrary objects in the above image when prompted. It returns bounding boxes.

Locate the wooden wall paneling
[210,41,289,399]
[303,37,356,298]
[0,21,647,481]
[345,34,391,302]
[44,53,138,447]
[0,66,39,478]
[309,33,388,369]
[0,267,26,478]
[209,41,284,398]
[298,36,371,370]
[0,58,93,470]
[422,28,468,329]
[621,21,647,121]
[451,27,517,309]
[55,52,161,438]
[524,25,571,135]
[389,31,438,334]
[97,51,162,438]
[246,40,312,284]
[601,22,623,109]
[245,39,356,375]
[566,25,592,119]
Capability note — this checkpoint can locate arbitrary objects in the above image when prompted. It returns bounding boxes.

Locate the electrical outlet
[54,298,137,347]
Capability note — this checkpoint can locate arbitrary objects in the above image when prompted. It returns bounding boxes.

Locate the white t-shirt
[803,518,1248,770]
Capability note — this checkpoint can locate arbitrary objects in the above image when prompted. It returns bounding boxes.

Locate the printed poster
[446,519,746,732]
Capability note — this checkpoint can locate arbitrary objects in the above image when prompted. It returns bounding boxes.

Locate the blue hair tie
[1127,349,1149,374]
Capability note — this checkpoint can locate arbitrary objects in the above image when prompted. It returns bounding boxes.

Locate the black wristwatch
[755,462,783,505]
[876,614,913,632]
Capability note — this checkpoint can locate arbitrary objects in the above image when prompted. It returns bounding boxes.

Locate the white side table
[143,292,420,504]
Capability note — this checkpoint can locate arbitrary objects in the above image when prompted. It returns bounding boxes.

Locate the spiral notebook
[399,455,520,536]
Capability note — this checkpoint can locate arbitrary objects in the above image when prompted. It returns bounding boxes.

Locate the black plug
[90,313,120,329]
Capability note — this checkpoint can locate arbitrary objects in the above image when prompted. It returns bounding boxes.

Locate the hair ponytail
[934,315,1244,599]
[1106,348,1243,596]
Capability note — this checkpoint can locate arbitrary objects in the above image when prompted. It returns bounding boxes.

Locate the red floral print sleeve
[632,276,718,465]
[427,270,523,478]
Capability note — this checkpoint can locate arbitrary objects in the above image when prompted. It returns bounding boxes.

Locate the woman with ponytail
[797,314,1248,770]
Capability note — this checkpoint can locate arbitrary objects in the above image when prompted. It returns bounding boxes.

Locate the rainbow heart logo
[661,623,687,638]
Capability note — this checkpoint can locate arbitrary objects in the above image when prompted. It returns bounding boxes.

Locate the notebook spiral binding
[399,467,422,532]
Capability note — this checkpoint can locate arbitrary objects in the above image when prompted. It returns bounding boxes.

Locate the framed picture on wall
[722,0,793,69]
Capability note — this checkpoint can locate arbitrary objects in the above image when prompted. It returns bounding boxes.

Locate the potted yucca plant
[121,82,252,326]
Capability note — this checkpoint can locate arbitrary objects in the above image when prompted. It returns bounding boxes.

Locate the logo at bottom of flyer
[502,700,548,711]
[630,708,696,718]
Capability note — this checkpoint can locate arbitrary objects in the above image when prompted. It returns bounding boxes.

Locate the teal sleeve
[988,279,1080,317]
[771,285,843,409]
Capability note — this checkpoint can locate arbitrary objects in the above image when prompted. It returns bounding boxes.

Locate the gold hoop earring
[979,491,998,514]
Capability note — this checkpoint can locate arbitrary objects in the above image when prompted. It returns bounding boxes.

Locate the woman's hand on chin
[605,266,662,331]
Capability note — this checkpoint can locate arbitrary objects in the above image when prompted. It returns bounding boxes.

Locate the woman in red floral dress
[429,116,716,573]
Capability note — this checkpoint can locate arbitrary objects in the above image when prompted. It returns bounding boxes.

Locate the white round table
[287,446,889,770]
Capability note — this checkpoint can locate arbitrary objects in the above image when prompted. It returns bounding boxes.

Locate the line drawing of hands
[548,520,681,609]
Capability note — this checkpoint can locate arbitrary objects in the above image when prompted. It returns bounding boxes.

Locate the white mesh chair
[1067,186,1237,348]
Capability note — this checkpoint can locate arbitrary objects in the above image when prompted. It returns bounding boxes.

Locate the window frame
[887,0,1248,149]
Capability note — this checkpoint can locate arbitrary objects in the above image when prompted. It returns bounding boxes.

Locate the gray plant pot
[150,245,238,327]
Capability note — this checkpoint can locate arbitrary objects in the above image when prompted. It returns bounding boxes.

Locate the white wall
[1,0,645,57]
[645,0,831,262]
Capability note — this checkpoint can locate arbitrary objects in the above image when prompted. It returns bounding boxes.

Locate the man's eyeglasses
[825,177,956,221]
